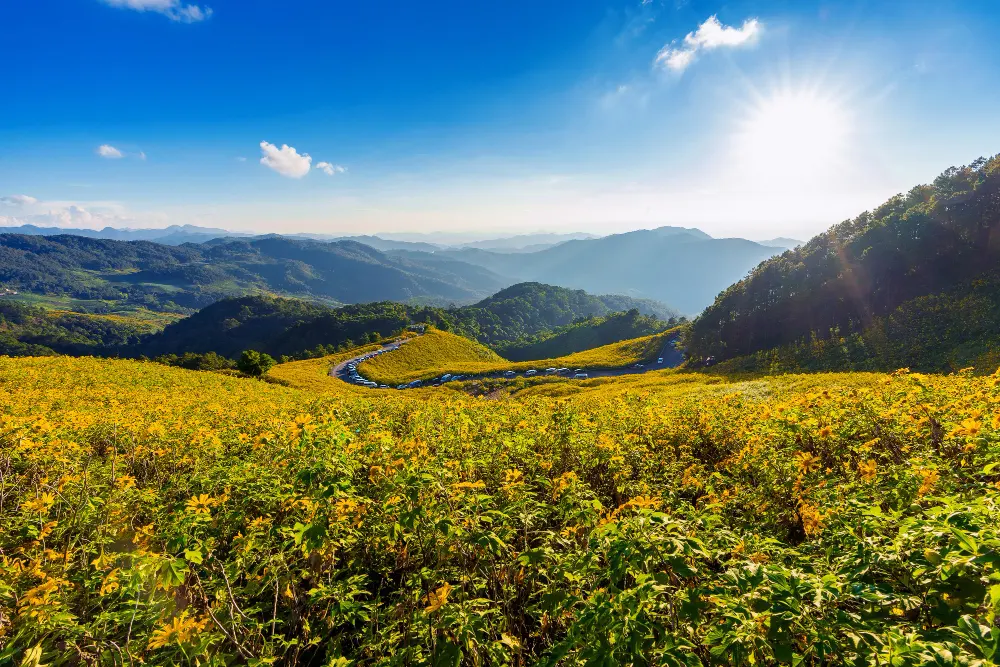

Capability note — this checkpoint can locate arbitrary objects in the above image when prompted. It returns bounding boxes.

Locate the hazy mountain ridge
[428,226,782,314]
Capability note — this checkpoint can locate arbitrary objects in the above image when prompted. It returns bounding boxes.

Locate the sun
[733,89,851,184]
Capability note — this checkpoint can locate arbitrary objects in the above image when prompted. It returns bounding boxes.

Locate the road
[329,338,412,387]
[331,334,683,390]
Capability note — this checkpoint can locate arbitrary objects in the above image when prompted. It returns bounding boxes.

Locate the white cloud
[655,15,761,72]
[102,0,213,23]
[0,197,169,230]
[687,15,760,49]
[235,156,248,162]
[1,194,39,207]
[259,141,312,178]
[658,48,696,72]
[316,162,347,176]
[138,151,147,161]
[97,144,124,159]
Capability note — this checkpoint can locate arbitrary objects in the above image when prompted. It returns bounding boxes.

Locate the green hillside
[0,234,510,313]
[132,283,678,361]
[501,308,674,361]
[689,155,1000,369]
[0,300,163,357]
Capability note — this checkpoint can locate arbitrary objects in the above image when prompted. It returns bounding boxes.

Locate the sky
[1,0,999,241]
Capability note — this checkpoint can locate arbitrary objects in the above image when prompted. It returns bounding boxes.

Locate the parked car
[407,380,423,388]
[657,357,663,364]
[503,370,516,378]
[525,369,538,376]
[545,368,557,375]
[573,373,589,379]
[396,384,407,390]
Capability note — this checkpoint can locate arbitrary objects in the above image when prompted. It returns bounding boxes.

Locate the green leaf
[184,549,204,564]
[949,526,978,554]
[158,558,189,588]
[432,641,462,667]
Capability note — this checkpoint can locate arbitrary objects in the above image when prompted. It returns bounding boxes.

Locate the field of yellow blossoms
[1,354,999,665]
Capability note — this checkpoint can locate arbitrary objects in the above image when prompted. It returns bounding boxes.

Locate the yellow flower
[100,569,121,596]
[147,612,208,650]
[185,493,217,514]
[858,459,877,482]
[917,468,939,497]
[425,582,453,613]
[799,502,824,536]
[22,493,56,514]
[795,451,820,474]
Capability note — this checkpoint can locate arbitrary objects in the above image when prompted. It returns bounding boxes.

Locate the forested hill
[450,282,677,348]
[135,283,679,360]
[688,155,1000,363]
[500,309,673,361]
[0,234,511,311]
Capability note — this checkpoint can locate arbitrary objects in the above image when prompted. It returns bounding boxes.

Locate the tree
[237,349,276,377]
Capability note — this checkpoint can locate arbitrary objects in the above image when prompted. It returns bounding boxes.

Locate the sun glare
[733,90,851,185]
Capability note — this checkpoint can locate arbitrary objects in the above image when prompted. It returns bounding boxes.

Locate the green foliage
[154,351,237,371]
[0,299,155,357]
[136,284,678,364]
[448,282,678,349]
[2,359,999,664]
[689,155,1000,363]
[237,349,276,377]
[502,308,680,361]
[0,234,508,313]
[710,270,1000,376]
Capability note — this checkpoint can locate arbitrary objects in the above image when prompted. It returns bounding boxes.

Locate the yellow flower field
[359,327,677,385]
[1,354,998,665]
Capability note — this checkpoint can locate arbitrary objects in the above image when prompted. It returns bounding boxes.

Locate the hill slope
[688,155,1000,367]
[133,283,679,361]
[358,327,677,384]
[358,328,505,384]
[501,308,672,361]
[0,234,510,312]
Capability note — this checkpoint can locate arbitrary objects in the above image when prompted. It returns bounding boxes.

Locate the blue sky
[1,0,999,240]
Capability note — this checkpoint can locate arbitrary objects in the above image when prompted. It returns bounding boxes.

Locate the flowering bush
[1,356,998,665]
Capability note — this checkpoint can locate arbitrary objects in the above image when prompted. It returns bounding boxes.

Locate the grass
[359,327,679,385]
[358,328,505,385]
[269,344,387,395]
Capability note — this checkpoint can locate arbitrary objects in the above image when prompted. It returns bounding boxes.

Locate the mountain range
[399,226,785,314]
[0,224,798,315]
